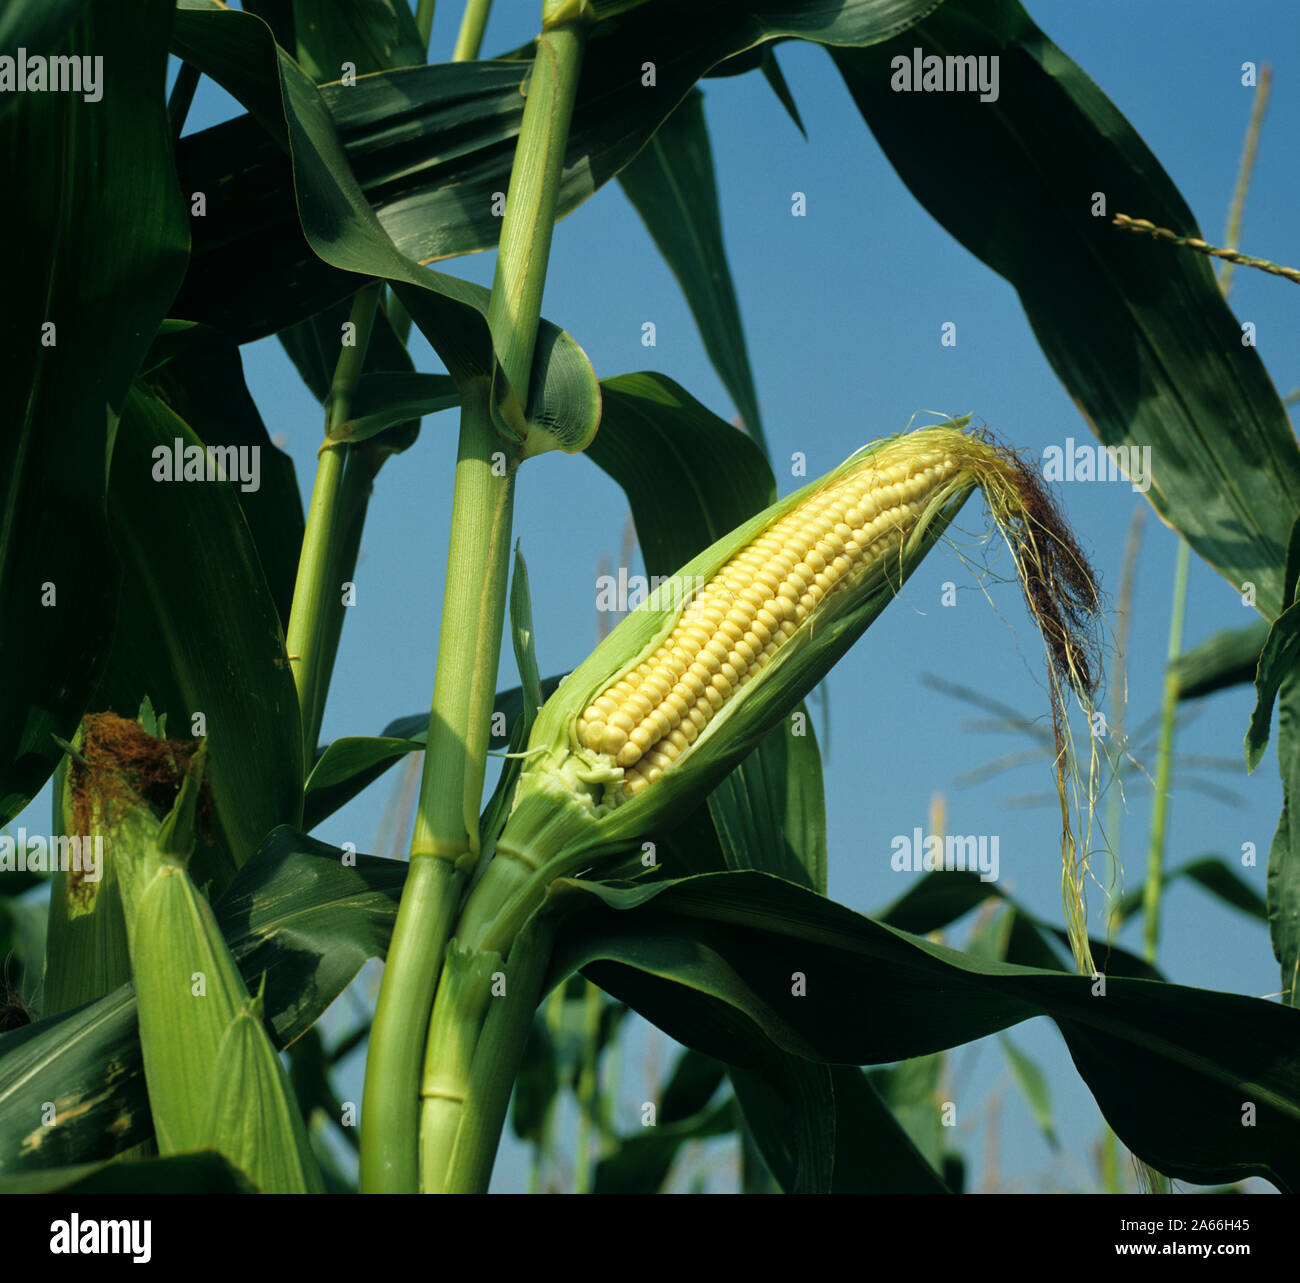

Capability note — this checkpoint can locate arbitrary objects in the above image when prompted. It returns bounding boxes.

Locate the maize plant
[4,0,1300,1217]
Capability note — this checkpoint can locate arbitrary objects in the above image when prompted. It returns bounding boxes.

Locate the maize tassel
[456,420,1101,959]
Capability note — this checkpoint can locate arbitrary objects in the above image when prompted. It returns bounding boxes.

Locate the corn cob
[116,740,324,1191]
[576,442,963,796]
[203,986,326,1195]
[456,420,1101,961]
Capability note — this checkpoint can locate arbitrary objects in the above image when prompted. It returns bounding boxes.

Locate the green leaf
[0,826,404,1171]
[707,711,828,893]
[879,867,1162,981]
[618,89,766,451]
[866,1051,947,1172]
[326,371,458,447]
[511,1011,560,1146]
[277,0,428,468]
[548,871,1300,1190]
[589,373,777,571]
[758,46,806,138]
[0,0,188,824]
[1110,857,1268,929]
[170,0,601,460]
[999,1033,1060,1151]
[827,1064,950,1193]
[588,1046,727,1191]
[140,320,304,630]
[302,677,567,830]
[1247,603,1300,773]
[0,0,91,75]
[291,0,424,84]
[834,0,1300,620]
[594,1095,737,1193]
[172,0,942,341]
[733,1049,952,1194]
[721,1045,834,1193]
[1269,671,1300,1007]
[93,382,304,882]
[1173,623,1269,702]
[510,547,545,722]
[0,1151,257,1195]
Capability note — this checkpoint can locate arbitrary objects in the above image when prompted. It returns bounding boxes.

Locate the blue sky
[18,0,1300,1192]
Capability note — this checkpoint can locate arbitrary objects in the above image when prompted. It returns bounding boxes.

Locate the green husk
[457,420,1103,965]
[118,738,324,1191]
[203,983,326,1195]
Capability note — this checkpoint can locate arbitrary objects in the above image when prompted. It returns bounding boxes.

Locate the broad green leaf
[0,1150,257,1195]
[280,292,409,403]
[172,0,942,341]
[865,1051,947,1173]
[292,0,424,84]
[1246,604,1300,772]
[594,1096,737,1193]
[758,46,806,137]
[618,89,766,451]
[827,1064,950,1193]
[879,866,1162,981]
[1174,623,1269,702]
[1269,672,1300,1007]
[0,0,188,824]
[277,0,427,470]
[707,715,828,893]
[139,320,304,630]
[278,293,426,469]
[732,1049,952,1194]
[304,735,423,814]
[511,1011,561,1146]
[590,1047,727,1192]
[0,0,91,76]
[999,1033,1059,1151]
[0,826,404,1171]
[327,371,458,447]
[1110,857,1268,928]
[588,373,776,572]
[303,676,566,830]
[170,0,601,459]
[93,382,303,881]
[720,1043,835,1193]
[834,0,1300,620]
[548,871,1300,1190]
